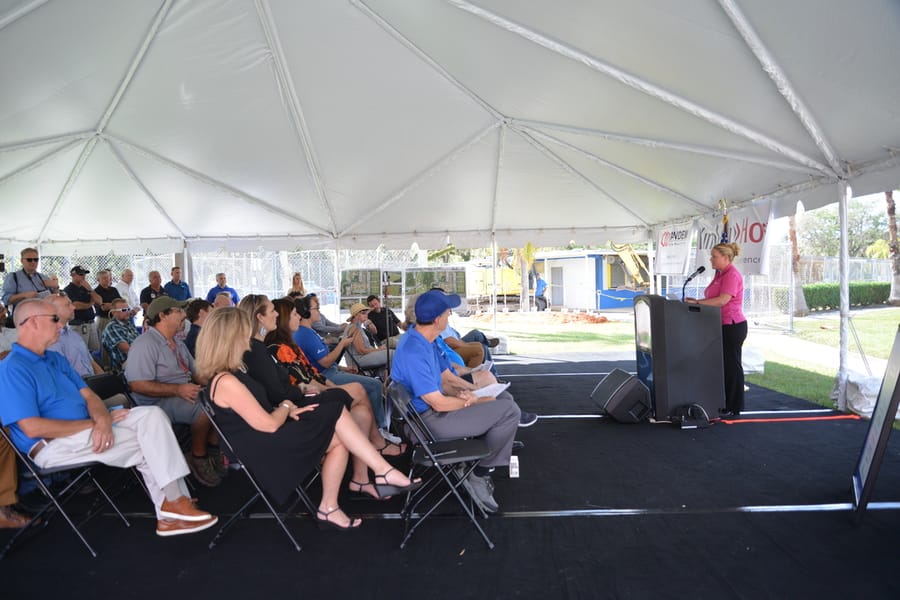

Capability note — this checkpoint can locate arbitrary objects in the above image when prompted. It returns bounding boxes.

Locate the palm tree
[519,242,537,312]
[788,214,809,316]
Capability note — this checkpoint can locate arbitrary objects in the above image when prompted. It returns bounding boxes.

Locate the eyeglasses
[113,307,131,313]
[19,314,60,325]
[23,257,39,263]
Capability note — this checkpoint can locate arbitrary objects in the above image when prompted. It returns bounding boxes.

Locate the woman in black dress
[195,308,420,530]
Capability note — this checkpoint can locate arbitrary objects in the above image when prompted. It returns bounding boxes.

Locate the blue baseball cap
[415,289,461,322]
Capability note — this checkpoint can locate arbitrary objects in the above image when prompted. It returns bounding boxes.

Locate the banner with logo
[692,200,772,276]
[655,221,694,275]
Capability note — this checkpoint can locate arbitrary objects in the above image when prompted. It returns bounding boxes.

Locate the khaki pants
[31,407,190,518]
[0,433,17,506]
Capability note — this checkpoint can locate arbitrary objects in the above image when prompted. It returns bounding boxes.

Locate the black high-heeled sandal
[316,507,361,531]
[377,439,408,457]
[373,468,423,497]
[347,479,391,500]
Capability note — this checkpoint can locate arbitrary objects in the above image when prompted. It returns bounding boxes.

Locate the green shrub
[802,282,890,311]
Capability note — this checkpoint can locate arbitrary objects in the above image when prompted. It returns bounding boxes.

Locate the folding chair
[387,381,494,549]
[0,428,130,559]
[198,389,317,552]
[84,372,136,409]
[343,348,387,381]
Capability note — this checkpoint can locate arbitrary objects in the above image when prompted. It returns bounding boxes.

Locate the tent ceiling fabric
[1,0,899,253]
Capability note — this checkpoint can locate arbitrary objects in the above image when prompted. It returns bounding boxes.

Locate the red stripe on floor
[719,414,862,424]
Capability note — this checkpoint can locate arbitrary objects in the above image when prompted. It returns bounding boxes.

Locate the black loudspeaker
[591,368,651,423]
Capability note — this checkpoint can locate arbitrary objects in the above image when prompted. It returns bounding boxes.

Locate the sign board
[852,325,900,518]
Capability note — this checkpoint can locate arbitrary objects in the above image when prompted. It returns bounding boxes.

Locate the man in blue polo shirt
[0,298,218,537]
[163,266,192,301]
[391,289,520,513]
[205,273,239,305]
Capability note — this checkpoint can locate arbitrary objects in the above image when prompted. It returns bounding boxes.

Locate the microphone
[685,265,706,282]
[682,266,706,302]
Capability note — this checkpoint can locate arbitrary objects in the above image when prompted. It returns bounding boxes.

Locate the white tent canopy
[1,0,899,255]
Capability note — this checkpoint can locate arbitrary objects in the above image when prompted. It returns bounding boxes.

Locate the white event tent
[1,0,900,380]
[1,0,899,255]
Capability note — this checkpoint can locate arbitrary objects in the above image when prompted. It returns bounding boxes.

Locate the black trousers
[722,320,748,414]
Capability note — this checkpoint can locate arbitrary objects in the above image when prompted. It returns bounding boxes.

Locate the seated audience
[366,294,404,348]
[205,272,239,305]
[391,290,521,513]
[307,293,346,338]
[238,296,405,499]
[346,303,388,372]
[293,295,388,431]
[266,298,405,452]
[102,297,140,372]
[0,298,217,537]
[47,294,104,378]
[194,307,420,529]
[212,291,234,309]
[125,297,223,487]
[184,299,211,356]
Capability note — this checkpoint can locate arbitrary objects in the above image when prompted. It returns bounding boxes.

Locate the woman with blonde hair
[286,272,306,297]
[195,307,420,530]
[686,242,747,416]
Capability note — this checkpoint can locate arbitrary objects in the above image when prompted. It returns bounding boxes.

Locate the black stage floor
[3,357,900,599]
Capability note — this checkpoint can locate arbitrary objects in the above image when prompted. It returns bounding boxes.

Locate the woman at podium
[686,243,747,416]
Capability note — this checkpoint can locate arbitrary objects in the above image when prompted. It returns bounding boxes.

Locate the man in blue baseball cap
[390,289,521,513]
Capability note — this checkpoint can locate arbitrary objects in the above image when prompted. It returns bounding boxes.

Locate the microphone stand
[682,271,699,302]
[382,273,391,376]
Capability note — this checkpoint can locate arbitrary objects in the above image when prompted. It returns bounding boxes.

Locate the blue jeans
[322,365,386,428]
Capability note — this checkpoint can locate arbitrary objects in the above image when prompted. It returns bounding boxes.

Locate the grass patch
[791,308,900,359]
[747,361,835,408]
[509,331,636,345]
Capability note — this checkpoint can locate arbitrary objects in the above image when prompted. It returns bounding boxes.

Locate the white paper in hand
[473,382,510,398]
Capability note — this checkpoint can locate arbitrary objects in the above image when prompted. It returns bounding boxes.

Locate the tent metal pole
[512,119,820,175]
[838,183,850,386]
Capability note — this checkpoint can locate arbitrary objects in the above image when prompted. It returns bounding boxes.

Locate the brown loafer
[0,505,33,529]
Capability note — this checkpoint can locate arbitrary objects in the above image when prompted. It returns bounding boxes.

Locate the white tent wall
[1,0,899,250]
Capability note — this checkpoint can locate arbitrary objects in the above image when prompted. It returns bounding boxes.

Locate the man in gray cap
[125,297,223,487]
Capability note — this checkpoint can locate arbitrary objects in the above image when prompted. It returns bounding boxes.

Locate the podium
[633,294,725,419]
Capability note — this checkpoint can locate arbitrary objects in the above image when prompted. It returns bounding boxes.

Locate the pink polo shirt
[704,263,745,325]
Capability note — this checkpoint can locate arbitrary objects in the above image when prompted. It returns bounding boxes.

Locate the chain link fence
[5,245,889,329]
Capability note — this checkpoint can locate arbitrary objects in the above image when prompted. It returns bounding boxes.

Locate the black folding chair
[387,381,494,549]
[0,428,130,559]
[83,372,136,409]
[198,389,317,552]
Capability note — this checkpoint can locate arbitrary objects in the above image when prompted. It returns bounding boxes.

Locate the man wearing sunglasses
[102,298,140,372]
[1,248,60,322]
[0,298,218,537]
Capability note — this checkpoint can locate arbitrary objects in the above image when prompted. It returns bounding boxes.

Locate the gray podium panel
[634,294,725,419]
